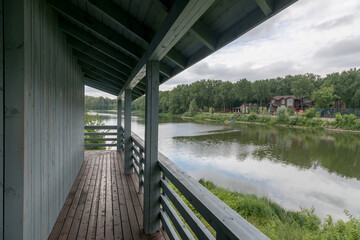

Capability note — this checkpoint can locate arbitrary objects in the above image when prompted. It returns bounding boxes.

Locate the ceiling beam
[88,0,153,43]
[48,0,144,59]
[83,67,145,95]
[67,36,132,76]
[255,0,273,16]
[85,77,120,95]
[79,61,125,86]
[59,18,137,69]
[73,49,128,81]
[189,20,216,51]
[119,0,215,96]
[154,0,216,50]
[168,0,297,86]
[87,0,187,69]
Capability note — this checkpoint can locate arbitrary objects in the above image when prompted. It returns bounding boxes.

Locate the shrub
[277,106,289,123]
[305,108,315,119]
[289,116,302,126]
[315,112,321,118]
[258,107,269,115]
[259,115,271,123]
[209,107,214,114]
[248,112,259,121]
[287,107,294,116]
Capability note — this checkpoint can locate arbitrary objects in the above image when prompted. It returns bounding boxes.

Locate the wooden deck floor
[49,150,168,240]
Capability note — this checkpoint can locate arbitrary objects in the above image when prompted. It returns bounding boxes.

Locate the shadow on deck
[49,150,168,240]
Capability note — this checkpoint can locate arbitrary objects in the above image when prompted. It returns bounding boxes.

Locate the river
[87,110,360,221]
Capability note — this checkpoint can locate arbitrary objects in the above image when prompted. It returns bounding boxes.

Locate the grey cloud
[313,35,360,69]
[312,15,355,30]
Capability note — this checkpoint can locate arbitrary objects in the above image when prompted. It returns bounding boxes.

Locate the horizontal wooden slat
[160,211,180,240]
[85,138,117,141]
[85,132,117,136]
[158,153,269,240]
[85,144,117,147]
[85,125,117,130]
[160,195,194,240]
[161,179,214,240]
[131,133,145,151]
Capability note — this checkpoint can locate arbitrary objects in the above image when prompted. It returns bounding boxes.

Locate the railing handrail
[129,132,269,240]
[158,153,269,240]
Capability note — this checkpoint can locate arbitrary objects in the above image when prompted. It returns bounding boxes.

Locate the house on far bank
[232,103,258,114]
[269,95,314,114]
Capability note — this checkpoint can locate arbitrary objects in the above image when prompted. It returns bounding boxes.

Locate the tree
[189,99,197,115]
[291,76,314,109]
[216,81,234,112]
[252,80,269,107]
[312,86,337,108]
[234,79,253,104]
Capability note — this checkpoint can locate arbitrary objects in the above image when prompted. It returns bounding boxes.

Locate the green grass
[199,179,360,240]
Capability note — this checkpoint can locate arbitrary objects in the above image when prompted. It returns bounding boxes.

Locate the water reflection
[88,111,360,220]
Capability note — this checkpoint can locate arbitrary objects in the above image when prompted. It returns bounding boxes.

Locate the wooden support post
[143,61,160,234]
[124,89,133,174]
[117,99,122,151]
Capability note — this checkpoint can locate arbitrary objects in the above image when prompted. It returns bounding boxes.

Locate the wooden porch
[49,150,168,240]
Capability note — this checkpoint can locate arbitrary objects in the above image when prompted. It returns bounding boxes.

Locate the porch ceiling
[48,0,297,100]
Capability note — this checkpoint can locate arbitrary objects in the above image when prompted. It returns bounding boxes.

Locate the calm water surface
[88,111,360,221]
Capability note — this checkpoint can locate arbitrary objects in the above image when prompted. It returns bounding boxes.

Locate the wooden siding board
[4,0,84,238]
[0,1,3,238]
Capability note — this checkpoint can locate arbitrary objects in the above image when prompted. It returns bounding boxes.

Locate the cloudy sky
[85,0,360,98]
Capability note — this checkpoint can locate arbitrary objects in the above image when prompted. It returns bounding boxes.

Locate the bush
[209,107,214,114]
[289,116,302,126]
[259,115,271,123]
[277,106,289,123]
[287,107,294,116]
[305,108,315,119]
[248,112,259,121]
[258,107,269,115]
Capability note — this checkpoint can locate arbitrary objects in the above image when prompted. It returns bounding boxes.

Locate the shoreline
[179,115,360,134]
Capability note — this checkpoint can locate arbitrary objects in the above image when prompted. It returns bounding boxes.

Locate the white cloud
[85,86,116,98]
[160,0,360,91]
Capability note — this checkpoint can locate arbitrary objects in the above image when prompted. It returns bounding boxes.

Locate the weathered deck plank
[49,150,167,240]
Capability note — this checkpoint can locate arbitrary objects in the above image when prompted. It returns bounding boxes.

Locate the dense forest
[132,69,360,114]
[85,95,117,110]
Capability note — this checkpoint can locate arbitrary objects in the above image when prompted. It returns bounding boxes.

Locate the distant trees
[130,69,360,114]
[291,76,314,109]
[312,86,337,108]
[85,96,117,110]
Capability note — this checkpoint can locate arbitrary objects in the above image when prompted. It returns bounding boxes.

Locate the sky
[85,0,360,98]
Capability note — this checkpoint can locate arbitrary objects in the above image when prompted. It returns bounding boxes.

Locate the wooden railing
[84,125,121,148]
[129,132,269,240]
[130,133,145,193]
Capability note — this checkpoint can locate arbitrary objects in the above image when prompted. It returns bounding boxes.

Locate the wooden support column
[117,98,122,151]
[124,89,133,174]
[143,61,160,234]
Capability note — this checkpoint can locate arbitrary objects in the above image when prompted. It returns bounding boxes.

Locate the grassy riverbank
[176,110,360,133]
[199,180,360,239]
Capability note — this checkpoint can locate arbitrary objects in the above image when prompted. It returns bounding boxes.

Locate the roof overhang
[48,0,298,100]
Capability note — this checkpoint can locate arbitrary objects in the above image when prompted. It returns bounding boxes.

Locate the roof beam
[83,68,145,95]
[189,20,216,51]
[119,0,215,96]
[67,36,132,76]
[79,61,125,86]
[85,78,119,95]
[73,49,128,80]
[88,0,153,43]
[154,0,216,50]
[47,0,144,59]
[87,0,186,69]
[255,0,273,16]
[59,18,137,69]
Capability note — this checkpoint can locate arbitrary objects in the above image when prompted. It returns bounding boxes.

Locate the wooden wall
[4,0,84,239]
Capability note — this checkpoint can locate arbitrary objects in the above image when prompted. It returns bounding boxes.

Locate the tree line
[85,95,117,110]
[132,69,360,114]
